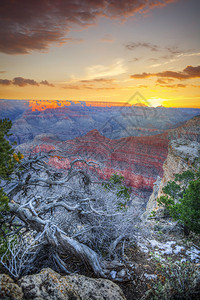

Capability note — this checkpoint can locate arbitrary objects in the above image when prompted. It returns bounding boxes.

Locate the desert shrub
[149,259,199,300]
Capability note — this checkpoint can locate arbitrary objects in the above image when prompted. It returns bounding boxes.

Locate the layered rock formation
[15,115,200,199]
[0,268,126,300]
[168,115,200,142]
[17,130,169,198]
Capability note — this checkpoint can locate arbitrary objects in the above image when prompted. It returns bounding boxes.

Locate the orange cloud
[159,84,186,88]
[80,78,115,84]
[157,78,175,84]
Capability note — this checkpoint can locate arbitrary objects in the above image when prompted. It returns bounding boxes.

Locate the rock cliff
[158,138,200,198]
[143,138,200,218]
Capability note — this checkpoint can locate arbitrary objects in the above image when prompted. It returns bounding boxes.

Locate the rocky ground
[1,219,199,300]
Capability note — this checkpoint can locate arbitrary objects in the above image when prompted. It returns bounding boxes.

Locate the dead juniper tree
[0,150,141,281]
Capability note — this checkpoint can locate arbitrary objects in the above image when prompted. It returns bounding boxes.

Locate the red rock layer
[44,130,169,192]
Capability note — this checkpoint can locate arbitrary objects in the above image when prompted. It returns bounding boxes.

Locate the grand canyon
[1,1,200,299]
[1,99,200,201]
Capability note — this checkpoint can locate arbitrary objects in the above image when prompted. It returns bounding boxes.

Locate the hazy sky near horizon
[0,0,200,107]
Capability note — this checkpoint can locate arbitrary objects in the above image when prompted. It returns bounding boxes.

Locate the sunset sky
[0,0,200,107]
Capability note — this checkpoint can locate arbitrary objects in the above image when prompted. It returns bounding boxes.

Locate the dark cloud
[0,77,54,87]
[13,77,39,87]
[132,57,142,62]
[130,65,200,80]
[40,80,54,87]
[156,78,175,84]
[158,83,186,88]
[0,79,11,85]
[0,0,177,55]
[63,78,118,90]
[80,78,115,83]
[125,42,159,52]
[63,84,118,90]
[130,72,152,79]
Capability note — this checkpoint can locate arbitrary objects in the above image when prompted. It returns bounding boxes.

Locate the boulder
[18,268,126,300]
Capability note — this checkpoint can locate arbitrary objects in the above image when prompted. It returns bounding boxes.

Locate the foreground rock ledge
[0,268,126,300]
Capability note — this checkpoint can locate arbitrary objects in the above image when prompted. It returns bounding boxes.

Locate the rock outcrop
[169,115,200,142]
[0,268,126,300]
[143,138,200,218]
[141,176,162,220]
[158,138,200,197]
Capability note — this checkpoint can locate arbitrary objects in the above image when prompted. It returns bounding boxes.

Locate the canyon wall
[16,115,200,200]
[158,138,200,198]
[143,138,200,218]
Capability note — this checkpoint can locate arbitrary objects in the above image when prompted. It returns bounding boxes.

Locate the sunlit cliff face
[28,100,138,111]
[29,100,71,111]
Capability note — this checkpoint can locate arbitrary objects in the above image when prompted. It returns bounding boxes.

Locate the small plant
[149,259,199,300]
[149,210,156,217]
[103,173,131,210]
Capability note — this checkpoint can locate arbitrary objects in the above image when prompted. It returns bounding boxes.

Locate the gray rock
[0,273,23,300]
[66,273,126,300]
[170,139,200,163]
[19,268,80,300]
[141,176,161,220]
[18,268,126,300]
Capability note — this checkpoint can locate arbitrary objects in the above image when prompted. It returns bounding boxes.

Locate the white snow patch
[137,242,149,253]
[173,245,185,255]
[144,273,157,280]
[148,239,176,255]
[186,247,200,262]
[110,270,117,279]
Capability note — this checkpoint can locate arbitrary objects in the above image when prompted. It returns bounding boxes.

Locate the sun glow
[147,97,166,107]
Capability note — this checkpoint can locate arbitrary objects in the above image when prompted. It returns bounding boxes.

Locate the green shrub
[0,119,23,255]
[157,169,200,234]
